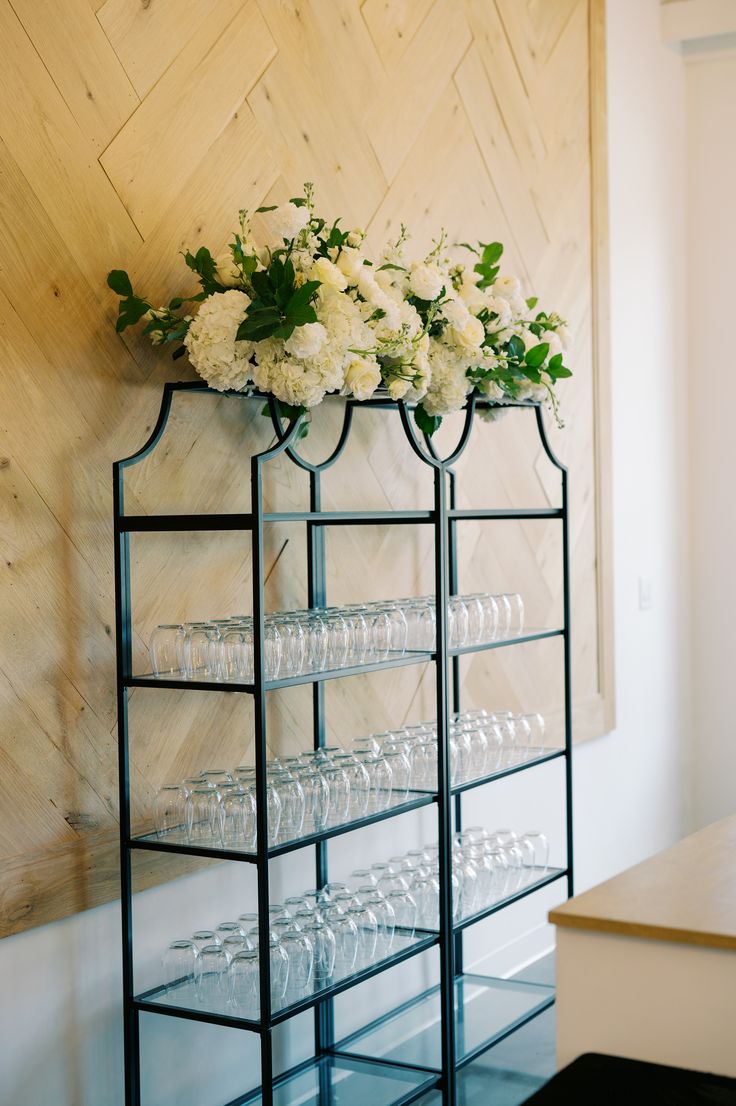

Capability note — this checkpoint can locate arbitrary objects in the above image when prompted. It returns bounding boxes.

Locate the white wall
[0,2,696,1103]
[686,48,736,827]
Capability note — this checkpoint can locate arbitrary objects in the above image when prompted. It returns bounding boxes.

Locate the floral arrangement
[107,184,571,434]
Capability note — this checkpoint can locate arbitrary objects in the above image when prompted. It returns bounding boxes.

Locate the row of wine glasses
[152,708,549,847]
[159,823,551,1015]
[148,591,526,681]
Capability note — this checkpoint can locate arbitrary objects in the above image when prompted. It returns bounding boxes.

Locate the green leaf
[414,404,443,436]
[168,297,183,310]
[526,296,538,310]
[107,269,133,296]
[285,279,320,316]
[172,346,187,360]
[548,353,563,372]
[377,263,407,272]
[289,197,307,207]
[506,335,525,362]
[524,342,550,369]
[549,364,572,379]
[256,205,278,213]
[480,241,503,266]
[457,242,480,256]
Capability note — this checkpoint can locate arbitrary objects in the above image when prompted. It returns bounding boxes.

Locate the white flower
[270,202,310,241]
[479,378,505,402]
[422,341,472,416]
[268,358,327,407]
[556,324,572,350]
[494,275,522,301]
[284,322,327,359]
[388,378,411,400]
[184,291,253,392]
[214,250,243,288]
[408,262,445,302]
[485,296,512,331]
[540,329,563,359]
[347,228,366,247]
[451,315,485,351]
[335,247,367,284]
[309,256,348,291]
[442,298,471,329]
[342,357,381,401]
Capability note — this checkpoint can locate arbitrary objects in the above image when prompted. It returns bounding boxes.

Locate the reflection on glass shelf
[338,973,554,1072]
[242,1054,437,1106]
[134,788,435,856]
[451,746,564,793]
[139,931,435,1024]
[443,867,567,931]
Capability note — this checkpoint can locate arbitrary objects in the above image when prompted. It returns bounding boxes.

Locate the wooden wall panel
[0,0,611,936]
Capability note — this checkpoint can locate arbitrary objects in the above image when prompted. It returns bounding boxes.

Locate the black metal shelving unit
[114,381,573,1106]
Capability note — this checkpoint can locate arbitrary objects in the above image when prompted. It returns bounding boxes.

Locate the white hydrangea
[184,291,253,392]
[422,341,473,416]
[284,322,327,359]
[269,202,310,241]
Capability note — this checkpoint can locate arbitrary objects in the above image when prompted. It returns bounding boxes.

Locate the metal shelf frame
[113,382,573,1106]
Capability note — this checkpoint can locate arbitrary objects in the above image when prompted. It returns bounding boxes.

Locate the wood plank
[551,816,736,950]
[9,0,140,152]
[0,1,141,289]
[96,0,230,98]
[365,0,473,183]
[100,0,276,237]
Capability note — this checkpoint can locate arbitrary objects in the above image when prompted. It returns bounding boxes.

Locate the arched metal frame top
[114,381,566,480]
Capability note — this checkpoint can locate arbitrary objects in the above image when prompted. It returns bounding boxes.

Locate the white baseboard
[466,920,555,979]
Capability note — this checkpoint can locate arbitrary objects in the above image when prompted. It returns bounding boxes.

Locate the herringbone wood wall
[0,0,611,936]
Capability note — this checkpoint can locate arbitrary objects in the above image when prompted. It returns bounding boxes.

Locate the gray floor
[416,954,556,1106]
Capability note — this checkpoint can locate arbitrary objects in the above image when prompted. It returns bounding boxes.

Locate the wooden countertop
[550,815,736,950]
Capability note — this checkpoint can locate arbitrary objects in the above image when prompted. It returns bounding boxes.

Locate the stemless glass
[336,754,370,819]
[191,930,221,954]
[464,595,484,644]
[303,612,328,673]
[229,948,260,1014]
[361,752,392,811]
[154,786,187,838]
[343,609,370,667]
[349,902,378,967]
[220,628,251,682]
[195,944,230,1007]
[504,592,525,636]
[518,712,546,752]
[478,593,499,642]
[220,788,257,850]
[382,743,412,802]
[149,625,184,677]
[448,596,469,648]
[367,891,396,954]
[322,762,351,825]
[302,915,336,986]
[298,768,330,833]
[186,786,220,845]
[279,616,306,677]
[384,889,417,938]
[322,610,350,670]
[281,928,314,998]
[183,624,219,679]
[161,939,198,993]
[520,830,550,874]
[331,911,359,977]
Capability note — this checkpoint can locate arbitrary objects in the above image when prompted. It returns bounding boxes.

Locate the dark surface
[521,1053,736,1105]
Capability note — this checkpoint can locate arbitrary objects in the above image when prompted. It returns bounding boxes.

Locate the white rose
[309,256,348,291]
[408,263,445,302]
[442,298,471,329]
[214,251,243,288]
[485,296,512,331]
[480,378,504,402]
[494,275,522,301]
[540,329,563,359]
[347,228,366,247]
[284,322,327,359]
[388,378,411,400]
[451,315,485,351]
[343,357,381,401]
[556,324,572,350]
[335,247,367,284]
[270,202,310,241]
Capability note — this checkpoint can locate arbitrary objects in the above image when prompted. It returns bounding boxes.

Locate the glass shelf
[336,973,555,1073]
[233,1054,438,1106]
[125,629,562,695]
[130,789,437,862]
[450,746,565,795]
[135,930,438,1031]
[447,868,568,933]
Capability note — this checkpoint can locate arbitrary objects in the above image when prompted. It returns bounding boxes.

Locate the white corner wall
[0,3,695,1103]
[686,47,736,827]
